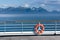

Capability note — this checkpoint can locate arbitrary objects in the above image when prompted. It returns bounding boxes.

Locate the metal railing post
[4,21,6,32]
[22,22,23,33]
[54,21,57,35]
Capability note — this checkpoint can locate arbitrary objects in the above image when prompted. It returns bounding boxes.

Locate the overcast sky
[0,0,60,11]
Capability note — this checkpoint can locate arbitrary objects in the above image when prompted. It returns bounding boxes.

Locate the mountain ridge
[0,6,59,14]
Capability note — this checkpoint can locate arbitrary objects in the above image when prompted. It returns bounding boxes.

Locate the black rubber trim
[0,34,59,37]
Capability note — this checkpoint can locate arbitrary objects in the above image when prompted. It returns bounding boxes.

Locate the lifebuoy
[35,24,44,35]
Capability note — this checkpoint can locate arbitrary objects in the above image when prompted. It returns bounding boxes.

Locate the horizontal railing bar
[0,27,34,28]
[45,28,55,29]
[7,29,33,30]
[0,27,55,29]
[0,24,59,25]
[0,30,5,31]
[0,27,57,28]
[1,24,60,25]
[7,27,34,28]
[45,29,55,30]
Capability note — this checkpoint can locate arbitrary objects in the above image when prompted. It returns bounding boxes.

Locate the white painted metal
[0,31,56,36]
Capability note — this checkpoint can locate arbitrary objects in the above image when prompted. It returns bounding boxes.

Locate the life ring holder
[35,24,44,35]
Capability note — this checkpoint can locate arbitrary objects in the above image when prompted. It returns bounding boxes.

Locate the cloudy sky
[0,0,60,11]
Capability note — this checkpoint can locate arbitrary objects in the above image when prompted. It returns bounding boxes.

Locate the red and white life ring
[35,24,44,35]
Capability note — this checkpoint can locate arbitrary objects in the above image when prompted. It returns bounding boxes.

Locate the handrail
[0,20,59,32]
